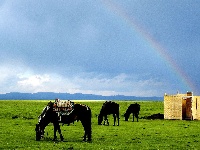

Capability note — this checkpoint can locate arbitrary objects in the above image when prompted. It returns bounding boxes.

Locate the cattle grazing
[35,101,92,142]
[98,101,119,126]
[124,103,140,122]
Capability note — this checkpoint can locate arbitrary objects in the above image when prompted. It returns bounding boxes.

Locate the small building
[164,92,200,120]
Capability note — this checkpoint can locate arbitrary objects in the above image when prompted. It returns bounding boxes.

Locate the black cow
[35,101,92,142]
[98,101,119,126]
[124,103,140,122]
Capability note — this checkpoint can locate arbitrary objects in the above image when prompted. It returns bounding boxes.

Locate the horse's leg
[117,115,119,126]
[133,113,134,122]
[103,115,108,125]
[106,115,109,125]
[86,123,92,142]
[82,119,92,142]
[135,113,139,122]
[103,115,106,125]
[87,126,92,142]
[53,123,57,141]
[86,110,92,142]
[81,121,87,141]
[83,124,87,142]
[113,114,116,126]
[53,123,64,141]
[57,124,64,141]
[116,113,119,126]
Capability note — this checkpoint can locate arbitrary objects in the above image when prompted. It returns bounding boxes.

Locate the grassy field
[0,100,200,150]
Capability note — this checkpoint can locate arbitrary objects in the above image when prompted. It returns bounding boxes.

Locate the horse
[98,101,119,126]
[35,101,92,142]
[124,103,140,122]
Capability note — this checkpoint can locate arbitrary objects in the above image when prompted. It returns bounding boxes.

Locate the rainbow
[101,0,197,94]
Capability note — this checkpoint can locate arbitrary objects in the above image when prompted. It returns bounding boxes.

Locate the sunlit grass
[0,100,200,149]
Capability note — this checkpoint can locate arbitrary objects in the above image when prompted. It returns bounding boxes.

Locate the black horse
[124,103,140,122]
[98,101,119,126]
[35,101,92,142]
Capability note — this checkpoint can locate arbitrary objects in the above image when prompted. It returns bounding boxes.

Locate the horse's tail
[137,103,140,112]
[87,106,92,123]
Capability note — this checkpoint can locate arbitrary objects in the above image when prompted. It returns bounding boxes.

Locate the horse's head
[35,101,54,141]
[98,114,103,125]
[124,112,129,121]
[35,123,45,141]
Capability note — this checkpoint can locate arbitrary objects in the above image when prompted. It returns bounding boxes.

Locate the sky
[0,0,200,97]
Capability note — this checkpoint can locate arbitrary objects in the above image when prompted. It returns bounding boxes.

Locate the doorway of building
[182,97,192,120]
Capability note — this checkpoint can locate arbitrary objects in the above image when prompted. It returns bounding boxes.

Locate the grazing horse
[124,103,140,122]
[35,101,92,142]
[98,101,119,126]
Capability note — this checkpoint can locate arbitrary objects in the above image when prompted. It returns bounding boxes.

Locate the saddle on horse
[53,99,75,122]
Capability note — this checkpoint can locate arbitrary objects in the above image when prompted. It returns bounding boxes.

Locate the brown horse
[124,103,140,122]
[35,101,92,142]
[98,101,119,126]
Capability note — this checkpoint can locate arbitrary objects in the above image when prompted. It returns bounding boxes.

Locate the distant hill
[0,92,163,101]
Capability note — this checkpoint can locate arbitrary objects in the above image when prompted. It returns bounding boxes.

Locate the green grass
[0,100,200,150]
